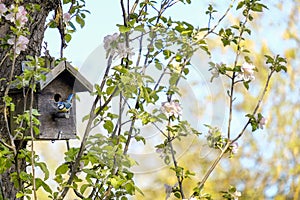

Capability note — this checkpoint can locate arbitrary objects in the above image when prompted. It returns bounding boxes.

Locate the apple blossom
[230,142,239,154]
[233,190,242,200]
[239,62,255,81]
[16,6,28,26]
[103,33,119,53]
[164,184,172,199]
[259,116,266,129]
[103,33,135,59]
[0,3,7,16]
[5,5,28,27]
[161,100,182,118]
[156,147,167,159]
[8,35,29,54]
[63,12,71,22]
[209,65,219,82]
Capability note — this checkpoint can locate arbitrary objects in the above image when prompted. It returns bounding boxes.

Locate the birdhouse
[9,61,93,140]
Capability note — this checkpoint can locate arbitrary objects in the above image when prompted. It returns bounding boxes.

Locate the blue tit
[57,94,73,112]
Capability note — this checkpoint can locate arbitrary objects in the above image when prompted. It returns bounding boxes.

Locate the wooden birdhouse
[9,61,93,140]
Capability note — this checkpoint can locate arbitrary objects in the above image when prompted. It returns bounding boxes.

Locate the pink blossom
[239,62,255,81]
[8,35,29,54]
[5,5,28,27]
[16,6,28,26]
[161,100,182,118]
[63,12,71,22]
[0,3,7,16]
[259,117,266,129]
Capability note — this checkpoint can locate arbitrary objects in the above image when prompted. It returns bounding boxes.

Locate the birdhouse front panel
[9,61,93,141]
[37,74,77,140]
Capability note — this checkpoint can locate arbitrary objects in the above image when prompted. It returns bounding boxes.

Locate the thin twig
[167,119,185,198]
[3,46,18,156]
[29,69,37,200]
[195,142,231,194]
[232,70,274,143]
[0,53,9,67]
[120,0,127,26]
[228,7,250,139]
[194,0,236,44]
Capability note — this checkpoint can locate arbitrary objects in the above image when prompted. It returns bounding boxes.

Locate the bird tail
[67,94,74,102]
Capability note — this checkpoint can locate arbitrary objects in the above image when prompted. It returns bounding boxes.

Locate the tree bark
[0,0,58,199]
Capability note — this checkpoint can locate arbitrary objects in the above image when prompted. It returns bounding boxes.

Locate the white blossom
[103,33,135,59]
[103,33,119,53]
[156,147,169,160]
[230,142,239,154]
[233,191,242,200]
[239,62,255,81]
[161,100,182,118]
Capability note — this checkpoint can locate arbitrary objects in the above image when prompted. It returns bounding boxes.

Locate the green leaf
[55,163,69,175]
[80,183,90,194]
[33,126,40,135]
[48,20,57,28]
[163,49,172,59]
[110,177,122,188]
[69,21,76,31]
[36,162,49,180]
[134,24,145,32]
[104,120,114,133]
[124,182,135,194]
[118,25,131,33]
[135,135,146,144]
[75,15,85,28]
[155,39,163,49]
[82,114,90,122]
[35,178,52,194]
[236,1,244,10]
[64,34,72,43]
[41,181,52,194]
[16,192,25,198]
[169,73,180,86]
[183,68,189,75]
[9,102,15,112]
[251,3,268,12]
[155,60,163,70]
[174,191,181,198]
[243,81,250,90]
[106,85,116,95]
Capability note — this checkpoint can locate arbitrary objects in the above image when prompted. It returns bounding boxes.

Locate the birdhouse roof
[38,61,93,92]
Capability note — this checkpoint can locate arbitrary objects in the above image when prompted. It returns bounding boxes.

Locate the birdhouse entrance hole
[54,93,61,102]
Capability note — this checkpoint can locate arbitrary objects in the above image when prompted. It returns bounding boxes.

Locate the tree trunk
[0,0,58,199]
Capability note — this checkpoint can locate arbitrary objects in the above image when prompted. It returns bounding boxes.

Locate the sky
[44,1,209,70]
